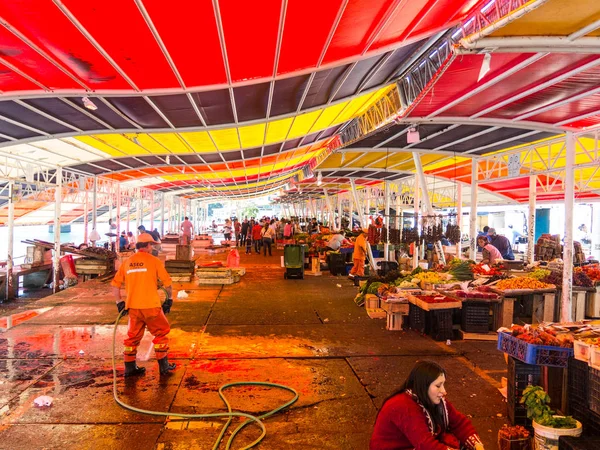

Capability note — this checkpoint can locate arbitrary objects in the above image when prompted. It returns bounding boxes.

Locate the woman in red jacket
[370,360,485,450]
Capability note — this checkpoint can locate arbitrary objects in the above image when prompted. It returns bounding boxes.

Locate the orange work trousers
[123,307,170,362]
[350,258,365,277]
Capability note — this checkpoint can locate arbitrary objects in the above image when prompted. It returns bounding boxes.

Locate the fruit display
[583,265,600,283]
[541,268,594,288]
[396,280,419,288]
[508,325,573,348]
[528,268,550,280]
[495,277,554,291]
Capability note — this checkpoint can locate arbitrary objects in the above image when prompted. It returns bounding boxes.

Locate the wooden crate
[74,258,114,275]
[176,244,192,260]
[197,275,240,285]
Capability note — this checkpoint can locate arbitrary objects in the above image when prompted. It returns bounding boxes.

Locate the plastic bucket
[532,418,581,450]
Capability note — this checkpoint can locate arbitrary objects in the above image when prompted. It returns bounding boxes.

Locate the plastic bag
[227,248,240,268]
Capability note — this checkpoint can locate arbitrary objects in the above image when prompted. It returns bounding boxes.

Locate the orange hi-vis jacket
[111,251,172,310]
[354,233,368,260]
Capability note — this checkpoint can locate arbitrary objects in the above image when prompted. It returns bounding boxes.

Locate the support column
[136,189,142,230]
[469,159,478,261]
[126,195,130,234]
[384,181,390,260]
[562,132,575,323]
[92,177,97,233]
[592,203,600,261]
[413,175,420,270]
[412,153,445,265]
[83,187,89,245]
[150,191,155,232]
[167,197,172,233]
[455,182,463,259]
[53,167,62,294]
[350,179,365,229]
[528,175,537,264]
[116,183,121,237]
[337,193,343,230]
[6,182,15,300]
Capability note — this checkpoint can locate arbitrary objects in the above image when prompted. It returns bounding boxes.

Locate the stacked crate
[165,260,195,282]
[507,356,542,426]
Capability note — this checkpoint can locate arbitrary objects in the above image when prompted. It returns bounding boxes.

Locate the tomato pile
[471,264,503,276]
[582,265,600,284]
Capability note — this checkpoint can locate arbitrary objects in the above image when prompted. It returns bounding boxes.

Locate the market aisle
[0,247,507,449]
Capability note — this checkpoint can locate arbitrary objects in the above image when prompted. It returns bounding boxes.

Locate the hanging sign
[507,154,521,177]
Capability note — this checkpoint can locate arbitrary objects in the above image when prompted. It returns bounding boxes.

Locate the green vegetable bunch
[520,386,577,429]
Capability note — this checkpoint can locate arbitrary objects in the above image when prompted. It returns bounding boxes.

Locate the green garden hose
[111,309,299,449]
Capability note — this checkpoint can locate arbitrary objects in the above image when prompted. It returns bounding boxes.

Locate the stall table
[493,288,556,324]
[0,263,53,300]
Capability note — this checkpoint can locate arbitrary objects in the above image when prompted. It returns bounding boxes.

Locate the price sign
[507,154,521,177]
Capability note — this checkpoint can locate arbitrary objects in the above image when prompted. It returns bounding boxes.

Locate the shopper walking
[111,232,176,377]
[234,219,241,246]
[240,219,249,246]
[252,220,263,254]
[261,222,275,256]
[180,216,194,245]
[349,228,368,278]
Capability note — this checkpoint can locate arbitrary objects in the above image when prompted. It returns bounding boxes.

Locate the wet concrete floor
[0,248,508,449]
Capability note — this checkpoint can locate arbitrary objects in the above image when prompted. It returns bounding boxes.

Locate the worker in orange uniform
[111,232,176,377]
[349,228,369,279]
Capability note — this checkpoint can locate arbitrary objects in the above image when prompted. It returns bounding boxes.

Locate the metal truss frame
[474,131,600,195]
[339,87,402,147]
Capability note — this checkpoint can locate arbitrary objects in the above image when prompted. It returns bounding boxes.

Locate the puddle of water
[0,307,53,331]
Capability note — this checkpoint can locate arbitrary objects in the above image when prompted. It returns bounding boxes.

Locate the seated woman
[476,236,502,265]
[370,360,484,450]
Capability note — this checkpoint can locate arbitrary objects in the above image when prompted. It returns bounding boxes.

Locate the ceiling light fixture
[165,155,170,165]
[407,126,420,144]
[82,97,98,111]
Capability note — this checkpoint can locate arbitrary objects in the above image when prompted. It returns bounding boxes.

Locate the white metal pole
[469,159,478,261]
[6,182,14,300]
[53,167,62,294]
[384,181,390,260]
[413,175,420,270]
[92,177,97,232]
[337,193,343,230]
[528,175,537,264]
[350,179,365,228]
[456,182,463,259]
[592,203,600,261]
[116,183,121,238]
[83,187,89,245]
[126,195,130,234]
[150,191,155,232]
[136,189,142,230]
[412,153,446,265]
[562,132,575,323]
[167,197,172,233]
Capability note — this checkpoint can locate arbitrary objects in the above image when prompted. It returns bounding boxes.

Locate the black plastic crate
[507,356,542,426]
[426,309,454,341]
[328,253,346,276]
[461,302,490,333]
[408,303,426,332]
[585,409,600,437]
[559,436,600,450]
[377,261,398,277]
[589,367,600,415]
[568,358,589,413]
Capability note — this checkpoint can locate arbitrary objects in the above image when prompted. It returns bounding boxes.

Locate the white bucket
[532,418,581,450]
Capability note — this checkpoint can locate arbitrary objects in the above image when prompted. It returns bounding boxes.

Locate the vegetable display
[520,386,578,429]
[471,264,503,276]
[529,269,551,280]
[447,260,474,281]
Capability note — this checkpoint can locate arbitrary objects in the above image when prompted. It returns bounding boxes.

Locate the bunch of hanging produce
[367,225,381,245]
[380,226,388,243]
[445,214,461,244]
[389,228,400,245]
[401,227,419,244]
[420,215,444,245]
